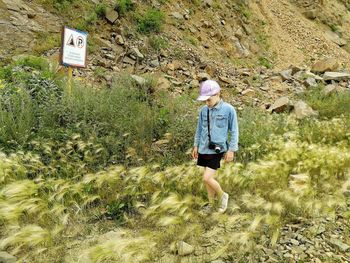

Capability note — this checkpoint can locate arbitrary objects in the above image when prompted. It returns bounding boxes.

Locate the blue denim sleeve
[228,107,239,151]
[194,110,203,147]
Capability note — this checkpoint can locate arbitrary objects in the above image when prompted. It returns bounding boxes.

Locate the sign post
[60,26,88,95]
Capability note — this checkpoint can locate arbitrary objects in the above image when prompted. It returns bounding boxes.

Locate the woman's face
[205,93,220,108]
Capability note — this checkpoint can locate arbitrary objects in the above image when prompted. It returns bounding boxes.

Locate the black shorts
[197,153,224,170]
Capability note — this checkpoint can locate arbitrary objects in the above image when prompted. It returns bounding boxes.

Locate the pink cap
[196,80,221,101]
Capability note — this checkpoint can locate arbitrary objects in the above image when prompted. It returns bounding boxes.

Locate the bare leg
[203,167,224,203]
[204,182,216,204]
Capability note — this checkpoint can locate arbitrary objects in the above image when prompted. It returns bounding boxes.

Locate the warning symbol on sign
[77,36,84,48]
[66,34,75,47]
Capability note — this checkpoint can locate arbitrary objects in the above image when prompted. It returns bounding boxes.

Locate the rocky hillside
[1,1,350,65]
[1,0,350,106]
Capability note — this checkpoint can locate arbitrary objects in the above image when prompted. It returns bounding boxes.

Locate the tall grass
[301,85,350,118]
[1,128,349,262]
[0,57,197,169]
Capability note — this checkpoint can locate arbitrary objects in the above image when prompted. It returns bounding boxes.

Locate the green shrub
[136,9,164,34]
[95,3,107,18]
[0,57,195,167]
[115,0,134,15]
[85,12,98,26]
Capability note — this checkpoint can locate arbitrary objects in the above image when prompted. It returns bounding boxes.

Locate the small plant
[330,24,340,32]
[106,200,129,221]
[148,36,169,51]
[185,36,198,46]
[258,56,273,69]
[136,9,164,34]
[51,0,76,12]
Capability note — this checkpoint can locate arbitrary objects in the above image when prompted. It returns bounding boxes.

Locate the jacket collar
[212,99,223,110]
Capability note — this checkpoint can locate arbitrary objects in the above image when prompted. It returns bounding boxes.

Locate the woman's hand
[224,151,234,162]
[191,146,198,159]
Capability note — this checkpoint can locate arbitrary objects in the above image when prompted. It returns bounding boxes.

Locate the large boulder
[269,97,293,113]
[293,100,318,119]
[279,69,293,81]
[105,8,119,24]
[323,72,350,81]
[311,59,339,73]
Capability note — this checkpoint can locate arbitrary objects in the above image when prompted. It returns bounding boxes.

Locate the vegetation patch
[136,8,165,34]
[1,56,350,262]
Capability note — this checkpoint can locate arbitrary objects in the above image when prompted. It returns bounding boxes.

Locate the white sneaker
[218,192,229,213]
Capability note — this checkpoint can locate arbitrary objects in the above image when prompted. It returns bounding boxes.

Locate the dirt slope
[250,0,350,69]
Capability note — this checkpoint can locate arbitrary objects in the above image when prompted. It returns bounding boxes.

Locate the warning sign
[66,34,75,47]
[60,26,88,68]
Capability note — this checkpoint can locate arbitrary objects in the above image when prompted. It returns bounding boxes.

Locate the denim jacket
[194,100,239,154]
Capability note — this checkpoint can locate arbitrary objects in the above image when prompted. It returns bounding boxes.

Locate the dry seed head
[1,180,38,201]
[0,225,50,251]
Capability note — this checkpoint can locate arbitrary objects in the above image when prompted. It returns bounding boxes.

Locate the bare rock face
[0,0,61,58]
[311,58,339,73]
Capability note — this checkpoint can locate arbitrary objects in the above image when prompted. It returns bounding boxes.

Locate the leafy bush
[136,9,164,34]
